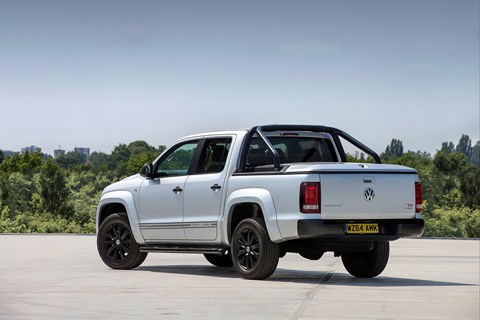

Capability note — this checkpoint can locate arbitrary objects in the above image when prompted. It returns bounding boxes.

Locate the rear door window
[196,138,232,174]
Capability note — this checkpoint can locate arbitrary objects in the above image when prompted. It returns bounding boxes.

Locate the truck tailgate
[320,173,417,220]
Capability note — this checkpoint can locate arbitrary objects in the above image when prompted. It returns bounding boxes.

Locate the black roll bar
[239,124,381,172]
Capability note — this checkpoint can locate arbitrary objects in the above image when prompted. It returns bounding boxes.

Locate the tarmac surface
[0,235,478,320]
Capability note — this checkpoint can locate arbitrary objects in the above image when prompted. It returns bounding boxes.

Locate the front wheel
[231,218,279,280]
[341,241,389,278]
[97,213,147,269]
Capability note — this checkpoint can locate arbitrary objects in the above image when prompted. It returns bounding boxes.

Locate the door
[183,137,233,240]
[138,140,199,241]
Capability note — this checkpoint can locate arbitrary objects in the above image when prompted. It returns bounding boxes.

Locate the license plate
[345,223,379,234]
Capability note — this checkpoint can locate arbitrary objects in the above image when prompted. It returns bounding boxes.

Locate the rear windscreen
[246,136,338,167]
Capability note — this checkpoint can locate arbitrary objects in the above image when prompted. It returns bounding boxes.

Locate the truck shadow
[137,265,238,279]
[136,265,474,287]
[272,268,475,287]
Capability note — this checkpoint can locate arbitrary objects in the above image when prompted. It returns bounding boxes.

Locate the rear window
[246,136,338,167]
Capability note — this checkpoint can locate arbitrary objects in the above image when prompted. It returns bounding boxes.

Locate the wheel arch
[96,191,145,244]
[223,188,282,244]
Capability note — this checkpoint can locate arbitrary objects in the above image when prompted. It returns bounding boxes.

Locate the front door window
[155,141,199,177]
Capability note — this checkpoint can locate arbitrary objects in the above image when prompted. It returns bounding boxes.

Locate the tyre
[97,213,147,269]
[231,218,279,280]
[204,252,233,267]
[341,241,389,278]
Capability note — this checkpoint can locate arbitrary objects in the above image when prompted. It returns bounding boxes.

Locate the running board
[140,244,229,255]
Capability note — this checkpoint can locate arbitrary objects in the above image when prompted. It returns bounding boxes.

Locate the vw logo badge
[364,187,375,201]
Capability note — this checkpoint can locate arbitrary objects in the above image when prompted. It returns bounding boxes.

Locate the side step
[140,244,229,255]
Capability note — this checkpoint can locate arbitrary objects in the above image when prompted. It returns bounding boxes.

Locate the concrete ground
[0,235,478,320]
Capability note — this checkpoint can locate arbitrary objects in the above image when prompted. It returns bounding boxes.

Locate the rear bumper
[297,218,425,241]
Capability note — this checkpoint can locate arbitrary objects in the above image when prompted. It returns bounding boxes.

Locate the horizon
[1,130,477,158]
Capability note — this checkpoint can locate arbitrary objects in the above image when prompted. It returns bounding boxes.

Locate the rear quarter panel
[225,173,317,241]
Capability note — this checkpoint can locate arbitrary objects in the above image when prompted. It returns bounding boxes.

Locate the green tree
[0,206,30,233]
[433,151,468,174]
[37,159,72,217]
[441,141,455,153]
[456,134,472,160]
[67,171,109,230]
[431,151,468,208]
[56,151,86,169]
[471,141,480,166]
[442,135,479,165]
[0,172,35,217]
[126,140,157,155]
[381,139,404,161]
[424,207,480,238]
[88,152,109,173]
[0,151,43,176]
[109,143,130,175]
[109,141,165,177]
[0,152,43,218]
[459,166,480,209]
[123,141,160,175]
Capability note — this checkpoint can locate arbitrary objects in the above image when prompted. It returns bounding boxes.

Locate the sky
[0,0,479,156]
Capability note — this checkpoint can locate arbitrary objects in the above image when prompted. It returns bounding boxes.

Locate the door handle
[172,186,183,194]
[210,184,222,191]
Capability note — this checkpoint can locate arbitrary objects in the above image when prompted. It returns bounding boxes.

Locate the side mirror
[140,163,153,178]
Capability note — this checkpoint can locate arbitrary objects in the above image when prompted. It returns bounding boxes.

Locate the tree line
[349,134,479,237]
[0,141,165,233]
[0,136,478,237]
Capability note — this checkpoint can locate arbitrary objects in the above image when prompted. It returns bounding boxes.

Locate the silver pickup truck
[96,125,424,280]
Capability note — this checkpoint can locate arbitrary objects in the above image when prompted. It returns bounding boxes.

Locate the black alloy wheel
[231,218,279,280]
[97,213,147,269]
[236,228,260,270]
[103,223,132,261]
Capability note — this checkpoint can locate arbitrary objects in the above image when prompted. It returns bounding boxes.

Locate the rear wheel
[97,213,147,269]
[341,241,389,278]
[204,252,233,267]
[231,218,279,280]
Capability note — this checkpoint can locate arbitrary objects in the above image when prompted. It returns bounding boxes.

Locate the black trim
[140,243,229,254]
[297,218,425,240]
[187,139,205,175]
[238,127,256,173]
[233,168,417,176]
[331,134,347,162]
[256,127,281,170]
[233,165,289,176]
[233,171,286,176]
[286,170,418,175]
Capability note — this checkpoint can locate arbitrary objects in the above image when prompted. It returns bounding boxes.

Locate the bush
[0,210,90,233]
[424,207,480,238]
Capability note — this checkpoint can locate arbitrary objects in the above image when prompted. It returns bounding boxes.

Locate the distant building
[54,147,66,159]
[21,145,40,153]
[74,147,90,159]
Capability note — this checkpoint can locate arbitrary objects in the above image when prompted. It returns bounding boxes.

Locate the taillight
[300,182,320,213]
[415,182,422,213]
